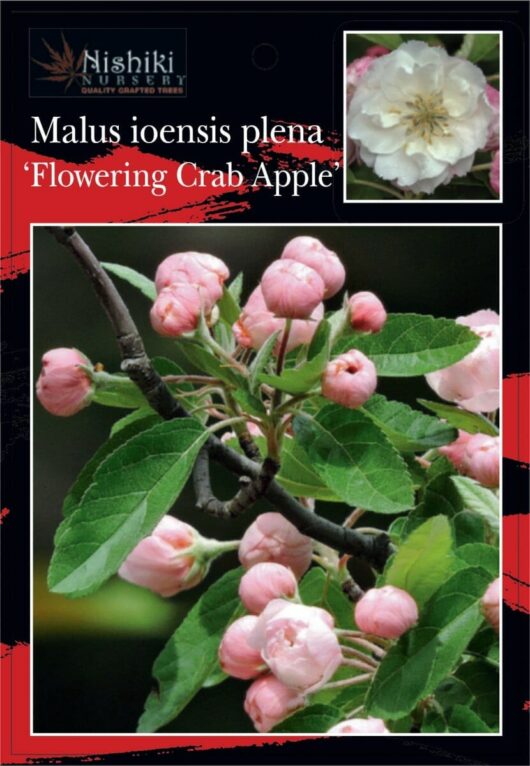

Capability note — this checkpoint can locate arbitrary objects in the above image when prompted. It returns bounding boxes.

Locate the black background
[1,1,529,764]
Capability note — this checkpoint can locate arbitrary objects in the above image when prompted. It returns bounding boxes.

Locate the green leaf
[217,285,241,326]
[110,408,156,437]
[467,627,499,668]
[202,666,228,689]
[334,314,480,377]
[447,705,491,733]
[361,395,457,452]
[300,568,355,629]
[48,419,209,598]
[178,338,244,387]
[403,471,463,537]
[383,516,456,607]
[101,262,156,301]
[278,438,342,502]
[63,411,161,517]
[453,511,486,547]
[456,543,499,578]
[271,703,342,734]
[451,477,499,533]
[434,676,473,709]
[418,400,498,436]
[293,405,414,514]
[457,33,499,63]
[230,388,267,418]
[455,660,499,727]
[249,331,280,393]
[259,320,331,394]
[137,568,244,732]
[357,33,403,49]
[228,272,243,303]
[92,373,149,409]
[366,567,491,719]
[421,709,447,733]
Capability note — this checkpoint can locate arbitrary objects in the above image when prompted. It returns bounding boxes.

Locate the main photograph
[33,225,500,735]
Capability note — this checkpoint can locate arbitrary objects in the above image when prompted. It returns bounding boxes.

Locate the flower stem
[342,657,378,673]
[471,163,493,173]
[163,374,223,385]
[208,417,248,434]
[343,508,365,528]
[350,178,405,200]
[487,73,500,82]
[340,645,379,668]
[321,673,373,690]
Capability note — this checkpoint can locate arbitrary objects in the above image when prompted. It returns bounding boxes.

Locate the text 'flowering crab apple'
[38,228,501,735]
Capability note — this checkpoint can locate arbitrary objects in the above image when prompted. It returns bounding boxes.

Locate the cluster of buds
[151,251,230,337]
[233,236,387,409]
[117,515,238,597]
[218,512,418,732]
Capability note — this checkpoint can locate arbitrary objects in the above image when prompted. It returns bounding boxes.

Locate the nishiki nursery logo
[29,28,187,97]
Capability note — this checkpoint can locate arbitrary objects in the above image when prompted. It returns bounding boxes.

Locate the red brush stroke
[0,141,252,282]
[503,374,530,465]
[503,514,530,615]
[0,643,309,764]
[0,507,10,524]
[1,128,344,284]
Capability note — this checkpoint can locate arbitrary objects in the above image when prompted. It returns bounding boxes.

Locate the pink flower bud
[244,674,305,733]
[328,717,389,734]
[260,259,325,319]
[349,291,387,333]
[281,237,346,299]
[484,85,500,151]
[490,150,500,195]
[321,349,377,409]
[150,283,203,337]
[355,585,418,639]
[439,430,474,471]
[239,562,298,614]
[36,348,94,417]
[426,311,500,413]
[233,287,323,353]
[481,577,500,633]
[118,515,206,597]
[218,615,265,680]
[233,286,284,349]
[154,251,229,308]
[238,512,313,579]
[249,600,342,693]
[462,433,500,488]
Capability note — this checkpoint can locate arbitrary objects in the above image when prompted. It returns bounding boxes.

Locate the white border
[30,222,503,737]
[342,31,503,204]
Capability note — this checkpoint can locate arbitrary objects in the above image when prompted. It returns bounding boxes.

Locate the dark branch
[193,447,278,519]
[47,226,392,570]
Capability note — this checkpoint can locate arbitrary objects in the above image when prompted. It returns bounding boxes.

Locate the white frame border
[342,31,503,204]
[30,221,503,737]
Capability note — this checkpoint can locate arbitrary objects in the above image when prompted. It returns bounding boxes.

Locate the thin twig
[340,645,379,668]
[321,673,373,690]
[46,226,393,569]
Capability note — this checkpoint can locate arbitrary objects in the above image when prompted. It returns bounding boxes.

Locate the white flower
[347,41,496,194]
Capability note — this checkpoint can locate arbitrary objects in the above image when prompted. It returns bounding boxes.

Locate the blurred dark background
[32,225,499,733]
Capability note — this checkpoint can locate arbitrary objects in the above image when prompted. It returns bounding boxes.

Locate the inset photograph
[33,225,500,735]
[343,33,501,201]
